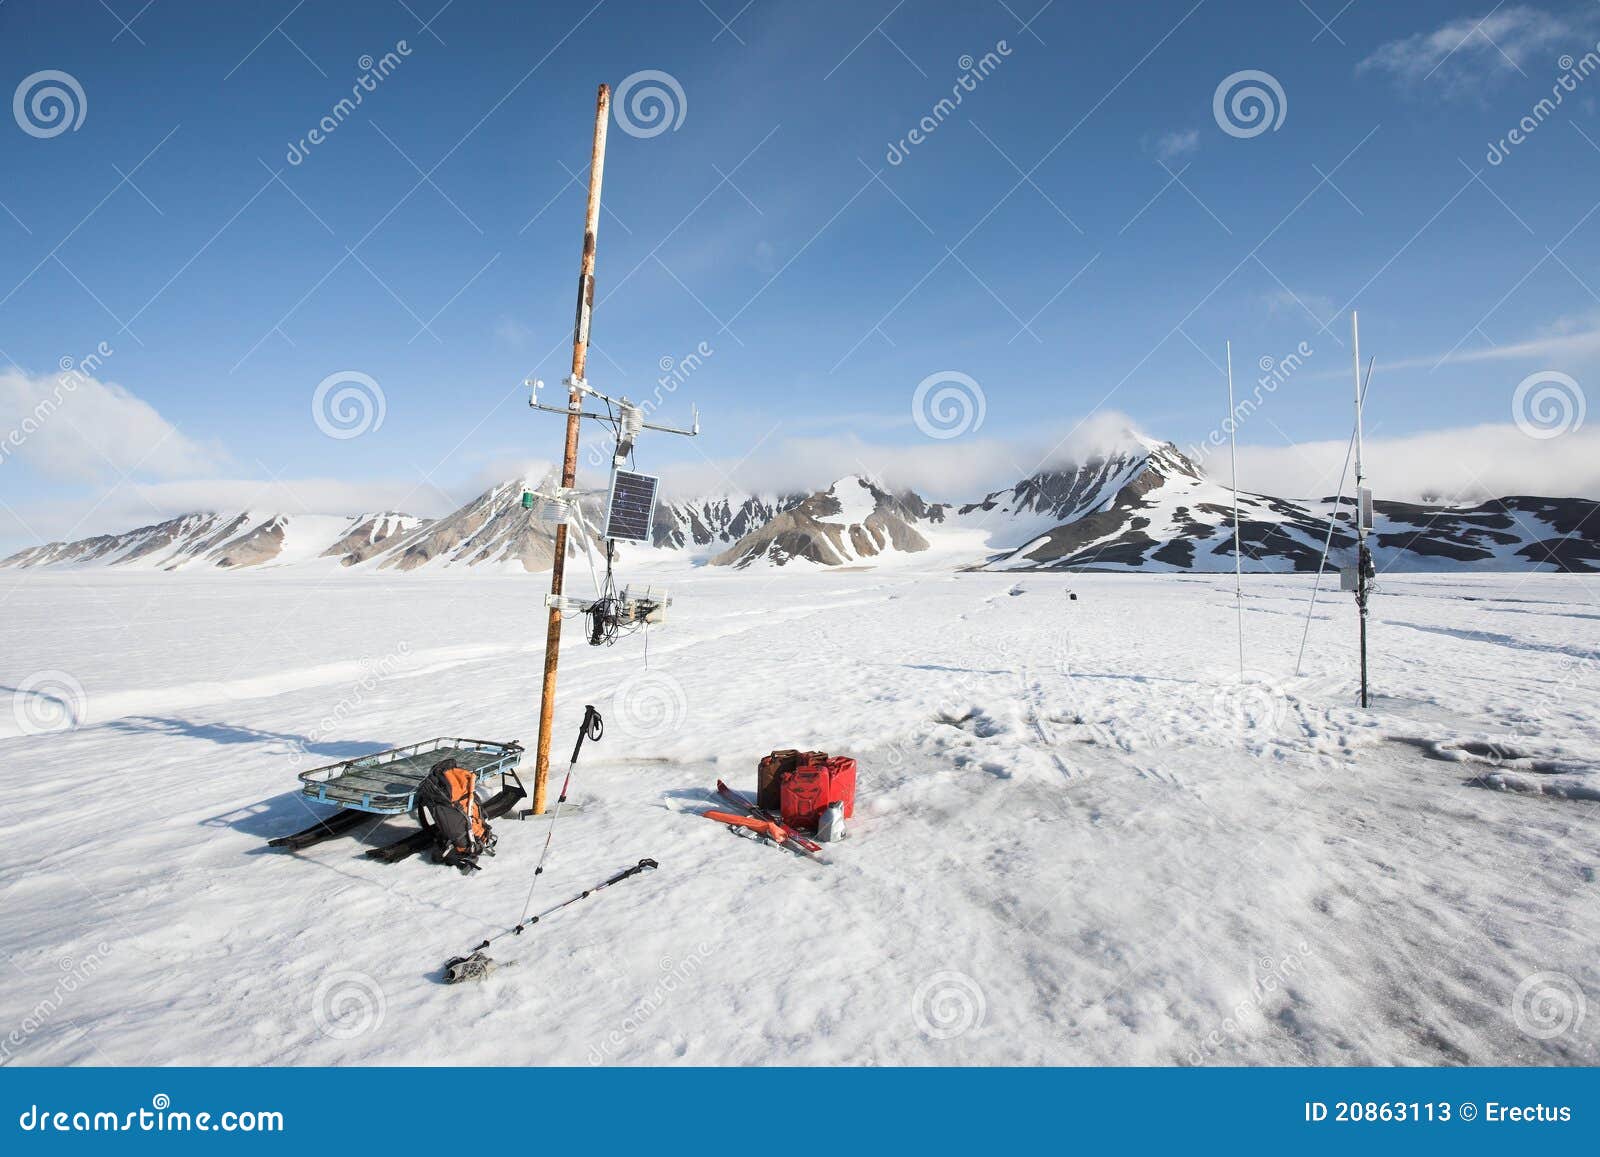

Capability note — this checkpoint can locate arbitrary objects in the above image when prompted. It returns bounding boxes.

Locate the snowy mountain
[971,440,1600,573]
[322,513,428,566]
[6,440,1598,573]
[0,511,407,571]
[372,480,583,572]
[710,476,947,569]
[651,493,804,552]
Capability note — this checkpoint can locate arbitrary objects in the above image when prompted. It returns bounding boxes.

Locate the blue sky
[3,0,1600,550]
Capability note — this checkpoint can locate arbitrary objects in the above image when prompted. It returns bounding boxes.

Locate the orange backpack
[417,760,493,872]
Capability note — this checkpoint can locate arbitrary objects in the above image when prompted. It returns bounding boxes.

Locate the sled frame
[295,738,525,814]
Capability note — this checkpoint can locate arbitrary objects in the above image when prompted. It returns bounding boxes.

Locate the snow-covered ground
[1,565,1596,1065]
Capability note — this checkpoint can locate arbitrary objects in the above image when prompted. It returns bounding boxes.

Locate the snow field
[0,566,1595,1064]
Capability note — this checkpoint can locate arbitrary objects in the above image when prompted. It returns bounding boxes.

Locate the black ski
[267,808,372,850]
[714,780,822,853]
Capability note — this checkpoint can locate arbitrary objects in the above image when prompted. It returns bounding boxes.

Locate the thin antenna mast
[1351,311,1371,709]
[532,83,611,815]
[1226,341,1244,682]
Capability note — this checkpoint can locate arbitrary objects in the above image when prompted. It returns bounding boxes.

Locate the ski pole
[516,705,602,924]
[445,857,659,983]
[467,857,659,951]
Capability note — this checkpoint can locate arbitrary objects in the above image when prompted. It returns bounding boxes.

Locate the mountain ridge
[6,438,1597,573]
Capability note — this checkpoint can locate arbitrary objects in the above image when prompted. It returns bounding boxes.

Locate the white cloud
[1302,310,1600,379]
[1153,128,1200,162]
[493,316,534,348]
[1262,286,1338,327]
[654,410,1147,501]
[1228,423,1600,503]
[1359,6,1582,91]
[0,476,463,554]
[0,366,226,484]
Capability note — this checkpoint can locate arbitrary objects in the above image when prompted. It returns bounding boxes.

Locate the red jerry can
[780,757,857,831]
[757,748,828,811]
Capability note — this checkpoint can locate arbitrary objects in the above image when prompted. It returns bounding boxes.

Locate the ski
[715,780,822,853]
[267,807,374,850]
[363,827,435,864]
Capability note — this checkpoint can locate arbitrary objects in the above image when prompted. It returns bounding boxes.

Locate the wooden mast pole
[1352,310,1370,709]
[532,82,610,814]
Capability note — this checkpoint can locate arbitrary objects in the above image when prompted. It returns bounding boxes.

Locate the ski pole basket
[296,738,525,815]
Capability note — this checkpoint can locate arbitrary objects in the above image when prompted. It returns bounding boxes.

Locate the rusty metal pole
[532,82,610,814]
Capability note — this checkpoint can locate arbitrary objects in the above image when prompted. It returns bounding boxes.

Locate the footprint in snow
[934,708,1005,738]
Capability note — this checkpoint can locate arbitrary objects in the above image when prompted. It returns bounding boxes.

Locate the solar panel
[605,469,659,543]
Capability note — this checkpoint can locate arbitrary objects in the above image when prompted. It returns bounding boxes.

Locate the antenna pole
[1226,341,1243,683]
[532,83,610,815]
[1351,310,1370,709]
